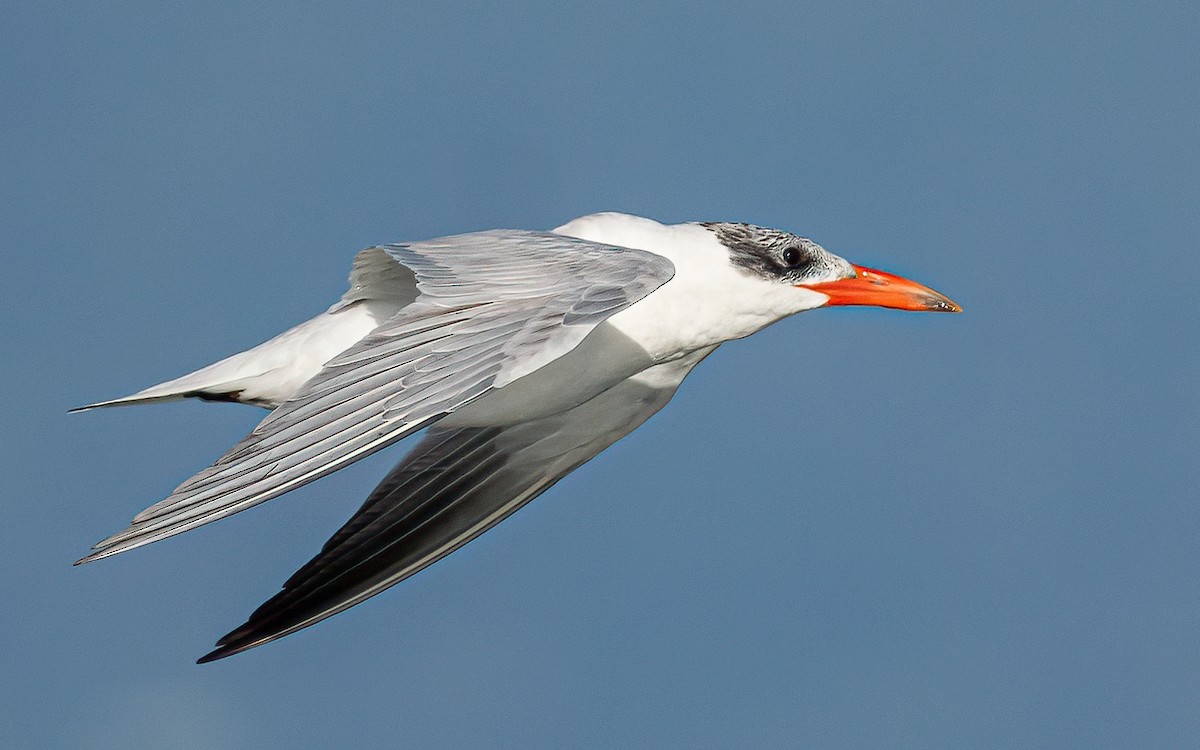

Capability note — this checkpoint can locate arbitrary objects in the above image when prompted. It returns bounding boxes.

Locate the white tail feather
[72,300,399,413]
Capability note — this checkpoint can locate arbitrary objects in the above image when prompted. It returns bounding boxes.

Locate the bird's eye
[781,247,801,266]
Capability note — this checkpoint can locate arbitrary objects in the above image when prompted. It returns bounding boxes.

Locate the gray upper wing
[79,230,674,564]
[333,245,419,309]
[197,367,685,662]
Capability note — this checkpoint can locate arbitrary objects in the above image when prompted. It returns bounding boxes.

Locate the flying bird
[74,212,961,662]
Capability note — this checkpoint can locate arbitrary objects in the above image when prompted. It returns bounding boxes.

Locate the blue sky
[3,2,1197,747]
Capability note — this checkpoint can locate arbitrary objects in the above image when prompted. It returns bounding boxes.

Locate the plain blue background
[3,2,1197,747]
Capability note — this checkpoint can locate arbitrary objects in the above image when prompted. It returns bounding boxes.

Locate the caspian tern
[74,212,960,662]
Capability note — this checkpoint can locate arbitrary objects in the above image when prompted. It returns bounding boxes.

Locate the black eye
[781,247,801,266]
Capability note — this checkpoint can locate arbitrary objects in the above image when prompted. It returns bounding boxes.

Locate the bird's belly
[439,322,655,427]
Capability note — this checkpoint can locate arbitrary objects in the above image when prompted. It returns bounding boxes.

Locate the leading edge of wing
[78,231,675,565]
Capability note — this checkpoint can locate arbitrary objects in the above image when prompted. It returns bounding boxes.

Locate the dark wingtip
[73,548,104,566]
[196,648,229,665]
[197,638,244,664]
[196,622,261,664]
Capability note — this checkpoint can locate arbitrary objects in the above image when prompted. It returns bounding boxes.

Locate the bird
[74,212,961,663]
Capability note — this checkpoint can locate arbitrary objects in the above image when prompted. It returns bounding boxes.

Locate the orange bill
[800,265,962,313]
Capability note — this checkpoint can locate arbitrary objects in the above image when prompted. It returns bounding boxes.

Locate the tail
[70,353,274,412]
[70,300,401,414]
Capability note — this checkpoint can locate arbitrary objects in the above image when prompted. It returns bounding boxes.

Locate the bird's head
[703,222,962,314]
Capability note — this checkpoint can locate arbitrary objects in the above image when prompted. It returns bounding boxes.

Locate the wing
[197,366,686,662]
[79,231,674,564]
